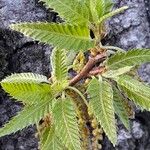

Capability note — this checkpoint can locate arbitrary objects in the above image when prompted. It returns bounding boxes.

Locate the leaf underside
[10,23,94,51]
[107,49,150,70]
[1,73,52,104]
[53,97,81,150]
[87,77,117,146]
[116,75,150,110]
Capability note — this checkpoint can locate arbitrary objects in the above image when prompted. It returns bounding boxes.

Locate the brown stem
[69,53,106,86]
[88,66,105,76]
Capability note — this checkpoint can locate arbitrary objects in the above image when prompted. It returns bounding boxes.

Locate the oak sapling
[0,0,150,149]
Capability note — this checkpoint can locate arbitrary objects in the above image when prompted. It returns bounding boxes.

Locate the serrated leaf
[1,73,52,104]
[40,0,90,25]
[99,6,128,23]
[1,73,49,83]
[89,0,100,23]
[0,100,52,137]
[113,87,130,130]
[103,66,133,78]
[41,125,65,150]
[87,0,114,22]
[10,23,94,51]
[87,76,117,146]
[53,97,81,150]
[51,48,68,82]
[105,0,114,14]
[107,49,150,70]
[95,0,106,18]
[115,75,150,110]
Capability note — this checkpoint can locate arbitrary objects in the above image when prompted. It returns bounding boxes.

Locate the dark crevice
[90,30,95,39]
[144,0,150,26]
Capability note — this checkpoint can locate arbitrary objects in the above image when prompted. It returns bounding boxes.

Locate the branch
[69,53,106,86]
[88,66,105,76]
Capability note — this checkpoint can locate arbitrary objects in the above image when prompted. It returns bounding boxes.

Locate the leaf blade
[115,75,150,110]
[87,77,117,146]
[1,73,52,104]
[113,87,130,130]
[40,0,90,25]
[107,49,150,70]
[0,100,52,137]
[53,97,81,150]
[51,48,68,82]
[103,66,133,78]
[41,126,65,150]
[10,23,94,51]
[99,6,128,23]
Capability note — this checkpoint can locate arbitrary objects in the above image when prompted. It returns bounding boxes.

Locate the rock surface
[0,0,150,150]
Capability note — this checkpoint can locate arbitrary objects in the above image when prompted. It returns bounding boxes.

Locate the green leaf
[105,0,114,14]
[113,87,130,130]
[10,23,94,51]
[115,75,150,110]
[95,0,106,18]
[87,0,114,22]
[103,66,133,78]
[89,0,101,23]
[40,0,90,25]
[41,125,65,150]
[99,6,128,23]
[0,100,52,137]
[1,73,52,104]
[51,48,68,82]
[107,49,150,70]
[87,76,117,146]
[53,97,81,150]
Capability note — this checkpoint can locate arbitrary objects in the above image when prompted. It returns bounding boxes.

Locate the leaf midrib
[120,78,150,97]
[0,99,52,136]
[53,0,89,23]
[109,53,150,69]
[99,81,113,139]
[62,101,76,150]
[23,28,92,41]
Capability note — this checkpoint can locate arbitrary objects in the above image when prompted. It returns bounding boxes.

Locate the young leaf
[51,48,68,82]
[86,0,114,22]
[95,0,106,18]
[103,66,133,78]
[105,0,114,14]
[0,100,52,137]
[1,73,52,104]
[115,75,150,110]
[113,87,130,130]
[99,6,128,23]
[89,0,100,23]
[41,126,65,150]
[40,0,90,25]
[87,76,117,146]
[53,97,81,150]
[107,49,150,70]
[10,23,94,51]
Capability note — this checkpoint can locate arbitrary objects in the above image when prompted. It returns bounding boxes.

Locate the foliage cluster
[0,0,150,149]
